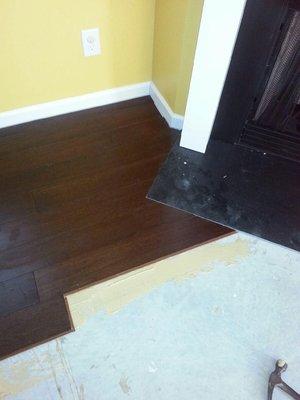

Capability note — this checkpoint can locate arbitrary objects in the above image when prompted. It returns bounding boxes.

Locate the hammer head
[268,360,287,400]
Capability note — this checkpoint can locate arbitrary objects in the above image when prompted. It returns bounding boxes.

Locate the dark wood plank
[0,97,157,155]
[0,192,35,225]
[0,157,163,253]
[0,97,233,360]
[0,296,72,360]
[0,272,39,317]
[35,209,231,302]
[0,116,167,195]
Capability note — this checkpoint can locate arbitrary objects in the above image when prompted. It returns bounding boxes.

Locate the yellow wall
[0,0,202,115]
[0,0,155,112]
[152,0,204,115]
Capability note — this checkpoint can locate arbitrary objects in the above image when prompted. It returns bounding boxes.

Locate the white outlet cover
[81,28,101,57]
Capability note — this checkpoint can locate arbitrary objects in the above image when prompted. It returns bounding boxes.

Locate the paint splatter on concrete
[148,362,158,373]
[0,357,50,399]
[119,376,131,395]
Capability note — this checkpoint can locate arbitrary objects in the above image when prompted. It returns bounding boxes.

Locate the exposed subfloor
[1,233,299,400]
[0,97,232,359]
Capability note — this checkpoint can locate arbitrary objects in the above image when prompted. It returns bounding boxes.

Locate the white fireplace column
[180,0,247,153]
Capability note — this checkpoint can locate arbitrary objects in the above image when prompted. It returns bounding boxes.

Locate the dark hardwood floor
[0,97,233,360]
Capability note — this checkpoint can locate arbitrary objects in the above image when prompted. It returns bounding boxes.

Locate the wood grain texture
[0,97,233,359]
[0,272,39,317]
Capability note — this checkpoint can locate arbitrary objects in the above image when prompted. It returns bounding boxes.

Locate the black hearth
[148,0,300,251]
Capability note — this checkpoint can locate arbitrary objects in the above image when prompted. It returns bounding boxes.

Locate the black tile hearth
[148,140,300,251]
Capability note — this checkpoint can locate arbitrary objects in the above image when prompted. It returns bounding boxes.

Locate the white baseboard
[149,82,184,130]
[0,81,184,130]
[0,82,151,129]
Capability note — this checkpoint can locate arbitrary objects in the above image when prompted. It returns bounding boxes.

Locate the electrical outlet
[81,28,101,57]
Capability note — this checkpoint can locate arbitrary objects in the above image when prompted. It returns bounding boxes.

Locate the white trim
[0,82,151,129]
[180,0,247,153]
[0,81,184,131]
[149,82,184,130]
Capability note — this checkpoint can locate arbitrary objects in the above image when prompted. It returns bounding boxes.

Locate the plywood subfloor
[0,97,232,359]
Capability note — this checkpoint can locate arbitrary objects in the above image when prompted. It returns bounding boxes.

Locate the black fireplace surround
[148,0,300,251]
[212,0,300,162]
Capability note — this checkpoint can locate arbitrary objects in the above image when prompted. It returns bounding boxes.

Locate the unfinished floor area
[0,97,231,359]
[1,232,299,400]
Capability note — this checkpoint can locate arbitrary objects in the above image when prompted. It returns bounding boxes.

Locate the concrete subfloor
[0,232,299,400]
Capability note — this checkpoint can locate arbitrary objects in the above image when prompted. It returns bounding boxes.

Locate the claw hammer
[268,360,300,399]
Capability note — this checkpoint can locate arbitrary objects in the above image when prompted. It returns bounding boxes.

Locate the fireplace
[148,0,300,251]
[240,6,300,161]
[211,0,300,162]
